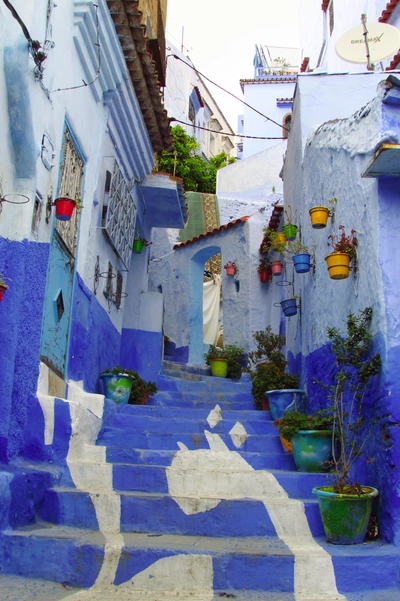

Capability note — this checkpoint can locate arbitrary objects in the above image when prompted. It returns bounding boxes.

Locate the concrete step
[39,488,324,537]
[98,428,286,453]
[110,462,327,498]
[148,393,254,411]
[104,446,295,470]
[110,413,276,436]
[1,525,399,594]
[156,375,252,394]
[117,403,268,423]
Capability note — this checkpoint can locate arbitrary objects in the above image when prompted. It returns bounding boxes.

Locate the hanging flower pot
[0,281,8,303]
[312,486,379,544]
[325,252,350,280]
[54,197,76,221]
[309,206,330,229]
[224,262,236,276]
[271,260,283,276]
[293,253,311,274]
[283,223,298,241]
[132,239,145,254]
[272,232,286,250]
[259,270,270,283]
[281,298,298,316]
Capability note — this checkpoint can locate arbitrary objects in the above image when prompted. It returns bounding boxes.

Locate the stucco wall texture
[283,72,400,543]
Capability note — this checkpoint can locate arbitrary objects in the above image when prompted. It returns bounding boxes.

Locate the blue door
[40,230,75,378]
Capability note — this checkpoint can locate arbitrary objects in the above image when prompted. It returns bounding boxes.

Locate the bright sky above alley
[166,0,301,132]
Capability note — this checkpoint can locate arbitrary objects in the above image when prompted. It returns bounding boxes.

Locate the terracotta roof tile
[268,206,284,230]
[321,0,329,11]
[300,57,310,72]
[173,216,250,250]
[379,0,400,22]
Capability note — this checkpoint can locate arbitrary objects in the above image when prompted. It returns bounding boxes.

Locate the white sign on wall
[336,22,400,64]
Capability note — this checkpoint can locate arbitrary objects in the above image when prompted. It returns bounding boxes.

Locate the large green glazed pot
[312,485,378,544]
[100,372,135,404]
[209,358,228,378]
[291,430,333,472]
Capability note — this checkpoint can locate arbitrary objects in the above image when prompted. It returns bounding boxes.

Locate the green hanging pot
[133,239,145,254]
[312,485,378,544]
[283,223,298,241]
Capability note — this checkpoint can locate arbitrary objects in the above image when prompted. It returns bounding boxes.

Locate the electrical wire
[170,118,284,140]
[168,53,292,133]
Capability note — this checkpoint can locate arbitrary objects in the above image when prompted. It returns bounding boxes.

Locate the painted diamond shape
[229,422,248,448]
[207,404,222,428]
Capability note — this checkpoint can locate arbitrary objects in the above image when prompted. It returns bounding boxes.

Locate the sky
[165,0,301,132]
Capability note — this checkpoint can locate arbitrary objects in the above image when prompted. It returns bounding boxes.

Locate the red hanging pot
[224,262,236,276]
[0,283,7,303]
[271,261,283,276]
[54,197,76,221]
[259,270,270,283]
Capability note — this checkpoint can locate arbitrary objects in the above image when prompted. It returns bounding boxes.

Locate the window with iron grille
[103,161,136,269]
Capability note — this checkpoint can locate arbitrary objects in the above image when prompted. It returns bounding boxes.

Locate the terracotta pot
[271,261,283,276]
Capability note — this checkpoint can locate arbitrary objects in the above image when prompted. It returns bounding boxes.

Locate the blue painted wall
[0,238,49,462]
[68,273,121,393]
[120,328,162,382]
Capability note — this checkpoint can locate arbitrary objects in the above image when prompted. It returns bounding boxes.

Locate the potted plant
[54,196,82,221]
[287,240,311,274]
[260,228,286,254]
[100,366,136,404]
[325,225,357,280]
[205,344,246,380]
[132,237,149,254]
[0,275,9,302]
[247,327,302,416]
[309,197,336,229]
[257,257,272,283]
[128,371,158,405]
[312,307,382,544]
[271,259,283,277]
[223,261,236,276]
[277,409,334,472]
[282,206,298,240]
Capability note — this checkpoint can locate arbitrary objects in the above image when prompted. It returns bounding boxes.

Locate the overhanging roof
[106,0,173,152]
[362,143,400,177]
[139,172,187,228]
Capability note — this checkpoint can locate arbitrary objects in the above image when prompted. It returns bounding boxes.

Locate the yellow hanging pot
[325,252,350,280]
[309,206,330,229]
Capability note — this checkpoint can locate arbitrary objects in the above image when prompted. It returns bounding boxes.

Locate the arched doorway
[188,245,221,364]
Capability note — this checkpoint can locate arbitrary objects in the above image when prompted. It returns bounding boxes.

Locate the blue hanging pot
[281,298,298,316]
[293,253,311,274]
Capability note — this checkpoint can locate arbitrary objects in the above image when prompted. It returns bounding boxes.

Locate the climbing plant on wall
[157,125,234,193]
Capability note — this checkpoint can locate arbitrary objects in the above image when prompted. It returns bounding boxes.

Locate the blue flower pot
[293,253,311,274]
[266,389,305,420]
[281,299,298,317]
[291,430,333,472]
[100,372,135,404]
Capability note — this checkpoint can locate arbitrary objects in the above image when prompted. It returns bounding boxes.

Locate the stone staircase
[0,361,400,600]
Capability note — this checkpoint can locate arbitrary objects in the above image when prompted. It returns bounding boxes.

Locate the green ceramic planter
[291,430,333,472]
[312,485,378,544]
[209,358,228,378]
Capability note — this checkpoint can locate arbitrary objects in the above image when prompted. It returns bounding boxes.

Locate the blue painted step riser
[2,529,399,593]
[111,464,326,498]
[39,489,325,538]
[98,429,285,453]
[151,392,255,407]
[148,398,256,411]
[111,414,277,436]
[0,532,101,588]
[118,405,270,423]
[105,447,295,470]
[156,379,252,394]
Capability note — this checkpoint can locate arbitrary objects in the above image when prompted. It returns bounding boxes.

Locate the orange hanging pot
[325,252,350,280]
